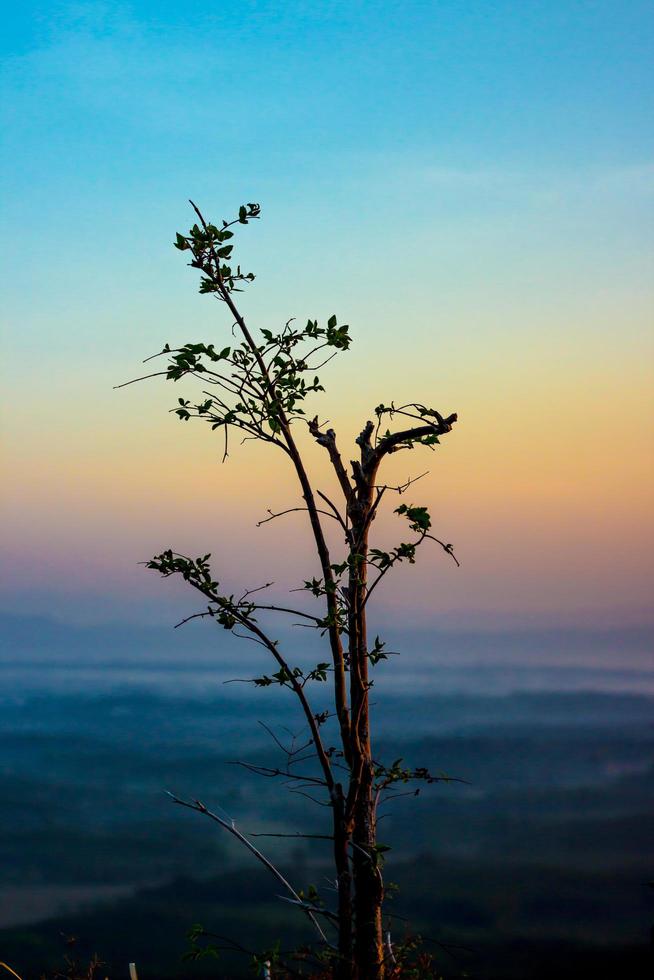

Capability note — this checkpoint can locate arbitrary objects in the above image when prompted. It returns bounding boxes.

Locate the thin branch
[229,760,327,787]
[308,349,339,371]
[142,346,179,364]
[425,533,460,567]
[316,489,351,542]
[362,485,386,538]
[364,532,459,607]
[157,555,337,794]
[277,896,340,923]
[248,831,335,841]
[114,370,168,389]
[254,605,325,624]
[174,610,213,629]
[256,506,342,528]
[375,471,430,495]
[239,581,274,601]
[227,632,272,652]
[289,788,333,808]
[167,793,332,945]
[0,965,23,980]
[257,719,293,755]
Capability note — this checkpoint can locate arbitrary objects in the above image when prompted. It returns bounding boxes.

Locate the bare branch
[426,533,460,567]
[308,417,354,503]
[277,895,340,923]
[253,604,325,624]
[375,471,430,495]
[316,489,351,542]
[167,792,332,945]
[248,831,335,841]
[257,719,294,755]
[174,610,213,629]
[365,531,459,607]
[113,370,168,389]
[229,760,327,787]
[239,581,274,601]
[256,506,342,528]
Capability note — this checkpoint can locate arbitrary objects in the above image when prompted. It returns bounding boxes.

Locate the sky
[1,1,653,633]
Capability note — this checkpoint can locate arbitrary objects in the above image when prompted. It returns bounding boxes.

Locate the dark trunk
[347,488,385,980]
[333,785,354,979]
[352,765,384,979]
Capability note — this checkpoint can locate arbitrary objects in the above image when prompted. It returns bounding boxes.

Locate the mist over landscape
[1,614,652,977]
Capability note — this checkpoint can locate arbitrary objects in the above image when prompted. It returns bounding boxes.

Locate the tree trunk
[348,500,385,980]
[333,785,354,979]
[352,762,384,979]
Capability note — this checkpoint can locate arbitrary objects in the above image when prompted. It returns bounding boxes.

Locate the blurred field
[1,615,652,977]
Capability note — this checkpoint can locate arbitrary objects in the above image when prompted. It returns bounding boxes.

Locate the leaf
[395,503,431,532]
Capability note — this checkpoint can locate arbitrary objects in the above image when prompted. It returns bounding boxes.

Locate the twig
[174,610,213,629]
[277,896,339,922]
[248,831,334,841]
[252,604,324,624]
[229,760,326,787]
[0,964,23,980]
[113,371,168,389]
[166,793,332,946]
[256,506,341,528]
[375,471,429,495]
[316,490,351,541]
[239,581,274,601]
[426,533,460,567]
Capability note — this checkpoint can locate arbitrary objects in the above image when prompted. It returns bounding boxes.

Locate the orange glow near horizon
[3,322,653,629]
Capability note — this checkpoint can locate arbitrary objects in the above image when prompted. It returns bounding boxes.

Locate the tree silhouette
[123,202,459,979]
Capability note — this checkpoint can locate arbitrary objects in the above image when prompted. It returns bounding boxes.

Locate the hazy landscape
[2,614,652,978]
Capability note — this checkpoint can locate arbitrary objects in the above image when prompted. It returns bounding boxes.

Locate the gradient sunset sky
[2,1,653,632]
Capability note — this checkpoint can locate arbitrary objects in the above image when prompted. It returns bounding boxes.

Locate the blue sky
[3,2,653,220]
[3,1,652,362]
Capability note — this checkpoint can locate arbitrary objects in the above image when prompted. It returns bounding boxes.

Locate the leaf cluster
[374,402,455,453]
[253,661,331,690]
[174,203,260,297]
[394,504,432,533]
[368,635,389,665]
[374,758,456,794]
[147,315,350,451]
[146,551,256,631]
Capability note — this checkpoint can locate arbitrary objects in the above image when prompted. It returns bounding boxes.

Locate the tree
[125,202,458,979]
